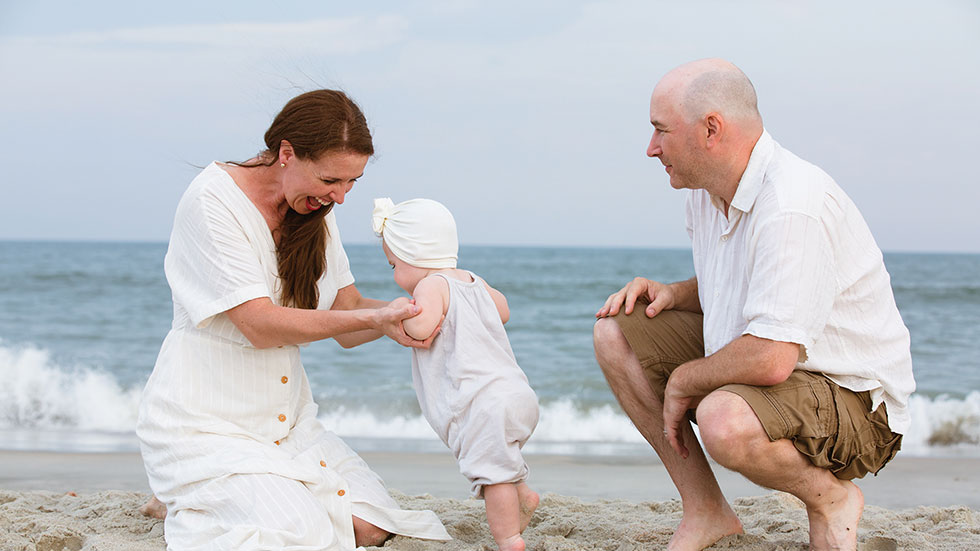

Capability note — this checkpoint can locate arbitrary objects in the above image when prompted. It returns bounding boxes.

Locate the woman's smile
[305,196,332,211]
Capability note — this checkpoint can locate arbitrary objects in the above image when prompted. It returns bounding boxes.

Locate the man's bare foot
[806,480,863,551]
[496,534,525,551]
[139,496,167,520]
[516,483,539,533]
[668,500,743,551]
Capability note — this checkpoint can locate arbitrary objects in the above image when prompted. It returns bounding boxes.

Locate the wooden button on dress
[320,460,327,467]
[278,414,286,422]
[281,376,288,384]
[337,490,345,497]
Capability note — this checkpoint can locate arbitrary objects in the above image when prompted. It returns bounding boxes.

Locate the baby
[372,198,540,551]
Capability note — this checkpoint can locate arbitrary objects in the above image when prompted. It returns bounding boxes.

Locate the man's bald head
[657,58,762,126]
[647,59,765,201]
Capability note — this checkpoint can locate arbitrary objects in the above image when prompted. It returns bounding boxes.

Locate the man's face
[646,87,708,191]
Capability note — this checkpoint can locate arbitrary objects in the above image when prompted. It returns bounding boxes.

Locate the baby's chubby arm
[403,275,450,341]
[483,281,510,324]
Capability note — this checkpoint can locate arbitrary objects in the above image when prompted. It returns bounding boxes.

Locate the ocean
[1,241,978,457]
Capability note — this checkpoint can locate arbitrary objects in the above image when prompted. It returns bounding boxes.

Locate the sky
[1,1,978,252]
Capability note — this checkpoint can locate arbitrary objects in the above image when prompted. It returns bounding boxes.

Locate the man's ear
[704,113,723,147]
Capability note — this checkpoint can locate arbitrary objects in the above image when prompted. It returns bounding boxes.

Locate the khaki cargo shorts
[612,304,902,480]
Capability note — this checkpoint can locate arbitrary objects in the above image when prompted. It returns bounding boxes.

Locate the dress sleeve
[741,210,837,355]
[165,187,272,328]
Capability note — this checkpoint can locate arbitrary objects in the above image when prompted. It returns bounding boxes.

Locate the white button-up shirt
[686,131,916,434]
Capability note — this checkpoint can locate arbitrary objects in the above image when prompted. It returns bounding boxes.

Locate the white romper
[137,163,450,550]
[411,272,539,497]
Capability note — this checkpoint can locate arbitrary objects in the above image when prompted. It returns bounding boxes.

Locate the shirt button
[275,440,281,446]
[721,235,729,242]
[320,460,327,467]
[281,376,288,384]
[337,490,345,497]
[278,414,286,422]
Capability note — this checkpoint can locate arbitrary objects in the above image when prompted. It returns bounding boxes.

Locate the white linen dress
[411,272,539,497]
[137,162,450,550]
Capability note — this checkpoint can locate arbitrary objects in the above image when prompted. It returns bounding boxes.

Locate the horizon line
[1,238,977,256]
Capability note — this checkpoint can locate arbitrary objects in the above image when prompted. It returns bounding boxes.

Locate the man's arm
[666,277,701,314]
[663,334,800,457]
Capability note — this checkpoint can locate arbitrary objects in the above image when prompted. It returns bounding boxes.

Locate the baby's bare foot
[516,484,539,533]
[497,534,525,551]
[139,496,167,520]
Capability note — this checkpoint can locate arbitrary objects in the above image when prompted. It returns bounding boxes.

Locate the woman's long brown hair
[235,90,374,309]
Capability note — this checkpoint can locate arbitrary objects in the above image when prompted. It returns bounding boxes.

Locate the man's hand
[596,277,676,319]
[663,375,696,459]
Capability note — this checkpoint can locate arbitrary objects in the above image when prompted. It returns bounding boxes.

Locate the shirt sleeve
[165,188,272,328]
[741,210,837,354]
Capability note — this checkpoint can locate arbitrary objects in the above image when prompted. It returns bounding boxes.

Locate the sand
[2,450,979,550]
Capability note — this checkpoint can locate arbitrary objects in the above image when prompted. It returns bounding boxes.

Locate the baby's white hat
[372,198,458,269]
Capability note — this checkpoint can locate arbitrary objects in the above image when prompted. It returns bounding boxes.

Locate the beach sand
[2,450,979,550]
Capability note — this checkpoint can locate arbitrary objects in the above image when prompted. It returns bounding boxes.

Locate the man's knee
[593,317,630,368]
[696,390,768,464]
[593,317,626,350]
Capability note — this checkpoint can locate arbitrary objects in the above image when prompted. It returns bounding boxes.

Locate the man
[593,58,915,551]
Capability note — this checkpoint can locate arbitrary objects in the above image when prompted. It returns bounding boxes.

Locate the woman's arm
[334,284,388,310]
[225,285,429,349]
[331,285,386,348]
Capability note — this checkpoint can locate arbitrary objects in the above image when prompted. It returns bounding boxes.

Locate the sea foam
[3,342,979,456]
[0,344,140,433]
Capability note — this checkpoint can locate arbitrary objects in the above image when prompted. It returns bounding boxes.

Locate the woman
[136,90,451,550]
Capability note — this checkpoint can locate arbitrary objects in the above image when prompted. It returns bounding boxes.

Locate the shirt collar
[724,129,775,215]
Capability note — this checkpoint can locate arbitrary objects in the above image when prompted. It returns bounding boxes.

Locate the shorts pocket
[827,389,903,480]
[763,372,837,440]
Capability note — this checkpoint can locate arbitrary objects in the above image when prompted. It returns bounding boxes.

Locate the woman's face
[281,150,369,215]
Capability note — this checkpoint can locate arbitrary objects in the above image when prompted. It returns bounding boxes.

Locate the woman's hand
[374,297,441,349]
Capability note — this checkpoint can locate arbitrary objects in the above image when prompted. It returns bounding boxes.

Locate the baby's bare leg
[484,483,524,551]
[515,481,539,532]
